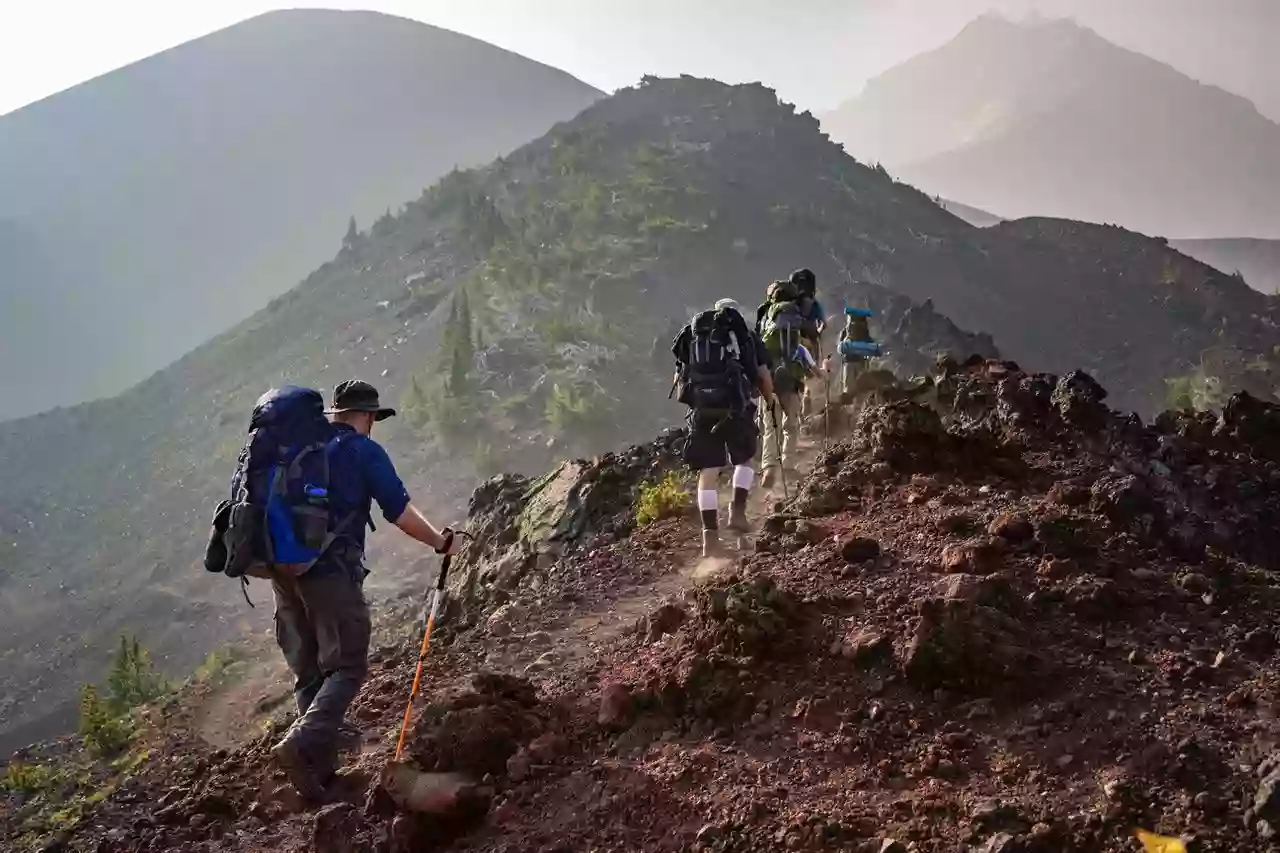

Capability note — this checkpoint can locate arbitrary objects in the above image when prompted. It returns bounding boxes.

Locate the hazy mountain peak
[0,9,600,421]
[824,14,1280,239]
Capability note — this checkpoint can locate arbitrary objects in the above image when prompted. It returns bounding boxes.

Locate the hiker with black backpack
[672,298,775,557]
[207,380,462,801]
[755,278,821,488]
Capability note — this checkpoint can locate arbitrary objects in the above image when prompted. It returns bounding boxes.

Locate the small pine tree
[106,634,167,710]
[79,685,132,756]
[342,216,359,250]
[445,290,474,398]
[401,376,427,427]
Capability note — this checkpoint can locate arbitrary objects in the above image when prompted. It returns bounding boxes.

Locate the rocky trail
[8,363,1280,853]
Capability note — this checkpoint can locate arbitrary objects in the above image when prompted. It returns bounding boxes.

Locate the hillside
[937,203,1280,298]
[935,205,1280,296]
[1,76,1277,753]
[936,199,1004,229]
[0,8,601,420]
[7,365,1280,852]
[1172,239,1280,296]
[823,14,1280,240]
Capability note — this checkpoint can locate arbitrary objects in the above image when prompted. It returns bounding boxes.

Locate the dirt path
[476,425,826,675]
[189,423,830,751]
[190,640,293,751]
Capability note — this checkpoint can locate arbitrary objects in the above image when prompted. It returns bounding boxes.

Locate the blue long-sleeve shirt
[314,424,411,575]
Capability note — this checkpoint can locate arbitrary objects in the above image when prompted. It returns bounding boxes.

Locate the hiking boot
[271,737,327,802]
[336,722,362,754]
[701,529,726,558]
[727,505,752,535]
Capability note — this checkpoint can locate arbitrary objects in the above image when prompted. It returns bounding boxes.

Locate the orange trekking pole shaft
[393,543,458,761]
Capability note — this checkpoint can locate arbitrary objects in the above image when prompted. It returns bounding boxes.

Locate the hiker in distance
[672,298,775,557]
[219,380,463,801]
[838,305,881,404]
[756,276,823,488]
[788,268,830,423]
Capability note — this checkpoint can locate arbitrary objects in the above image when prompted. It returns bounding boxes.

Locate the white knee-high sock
[731,465,754,490]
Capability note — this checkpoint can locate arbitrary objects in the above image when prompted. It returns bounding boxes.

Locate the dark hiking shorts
[683,410,759,471]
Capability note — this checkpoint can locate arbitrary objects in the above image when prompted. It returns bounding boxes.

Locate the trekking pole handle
[433,528,471,590]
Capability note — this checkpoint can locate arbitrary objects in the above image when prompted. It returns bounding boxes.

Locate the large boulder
[1052,370,1108,432]
[1218,391,1280,463]
[901,597,1045,694]
[454,431,686,606]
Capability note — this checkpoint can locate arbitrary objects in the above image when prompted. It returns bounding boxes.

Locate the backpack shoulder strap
[720,309,750,359]
[299,509,363,575]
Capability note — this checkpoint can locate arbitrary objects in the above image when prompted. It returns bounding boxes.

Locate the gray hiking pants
[761,392,802,472]
[272,568,370,764]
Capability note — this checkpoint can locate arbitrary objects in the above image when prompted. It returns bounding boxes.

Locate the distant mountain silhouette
[823,14,1280,241]
[935,197,1280,296]
[1172,239,1280,296]
[0,9,600,420]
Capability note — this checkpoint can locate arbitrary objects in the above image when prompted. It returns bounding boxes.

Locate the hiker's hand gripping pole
[394,528,471,761]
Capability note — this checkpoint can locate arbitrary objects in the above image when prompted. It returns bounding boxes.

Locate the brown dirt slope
[8,360,1280,853]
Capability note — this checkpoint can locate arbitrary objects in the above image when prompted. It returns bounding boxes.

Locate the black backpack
[676,308,750,413]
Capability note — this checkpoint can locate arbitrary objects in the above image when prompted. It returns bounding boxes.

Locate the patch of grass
[636,471,690,526]
[110,747,152,779]
[192,645,242,686]
[1,760,60,795]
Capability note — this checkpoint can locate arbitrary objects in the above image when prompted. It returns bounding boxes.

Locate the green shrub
[79,686,133,757]
[636,471,690,526]
[0,760,58,794]
[77,635,168,757]
[192,646,240,685]
[1164,370,1226,412]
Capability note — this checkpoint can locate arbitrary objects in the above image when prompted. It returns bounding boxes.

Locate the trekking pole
[394,529,470,761]
[822,355,832,447]
[769,402,789,501]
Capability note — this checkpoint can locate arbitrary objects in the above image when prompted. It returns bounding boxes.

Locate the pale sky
[2,0,1277,120]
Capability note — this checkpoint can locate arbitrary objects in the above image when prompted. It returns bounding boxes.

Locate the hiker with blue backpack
[672,298,775,557]
[205,380,461,801]
[838,306,882,403]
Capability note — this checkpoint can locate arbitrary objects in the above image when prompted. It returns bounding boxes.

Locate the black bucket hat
[324,380,397,421]
[789,268,817,295]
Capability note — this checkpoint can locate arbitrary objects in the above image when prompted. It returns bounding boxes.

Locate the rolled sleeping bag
[839,339,883,358]
[845,306,874,318]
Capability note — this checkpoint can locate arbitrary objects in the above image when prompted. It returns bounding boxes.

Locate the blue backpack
[220,386,360,581]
